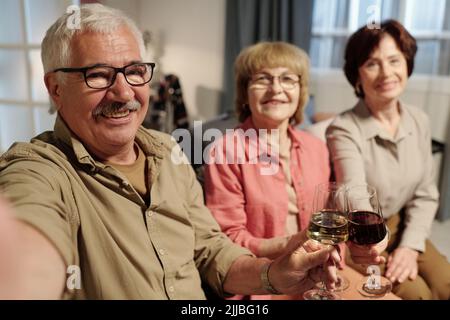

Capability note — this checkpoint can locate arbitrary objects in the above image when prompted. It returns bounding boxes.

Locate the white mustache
[93,100,141,118]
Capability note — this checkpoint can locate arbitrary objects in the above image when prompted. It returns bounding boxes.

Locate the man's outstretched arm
[0,197,66,299]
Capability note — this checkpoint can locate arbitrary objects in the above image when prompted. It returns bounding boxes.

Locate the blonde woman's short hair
[234,41,310,124]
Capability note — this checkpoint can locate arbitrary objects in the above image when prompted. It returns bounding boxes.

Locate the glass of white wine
[303,182,349,300]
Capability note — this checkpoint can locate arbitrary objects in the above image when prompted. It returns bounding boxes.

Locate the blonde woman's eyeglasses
[250,73,300,90]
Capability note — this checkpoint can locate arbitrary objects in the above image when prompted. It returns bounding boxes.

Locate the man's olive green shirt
[0,116,251,299]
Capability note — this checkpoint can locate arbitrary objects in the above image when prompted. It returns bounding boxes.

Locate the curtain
[438,109,450,221]
[221,0,314,113]
[439,1,450,76]
[433,1,450,220]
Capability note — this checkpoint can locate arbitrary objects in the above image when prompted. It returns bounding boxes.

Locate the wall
[102,0,141,26]
[103,0,450,143]
[135,0,226,122]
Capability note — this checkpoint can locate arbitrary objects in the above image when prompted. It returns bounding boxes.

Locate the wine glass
[312,185,350,293]
[303,182,349,300]
[346,184,392,298]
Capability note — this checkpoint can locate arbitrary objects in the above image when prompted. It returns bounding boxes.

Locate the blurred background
[0,0,449,256]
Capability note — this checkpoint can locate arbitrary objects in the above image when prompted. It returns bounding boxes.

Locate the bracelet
[261,262,282,295]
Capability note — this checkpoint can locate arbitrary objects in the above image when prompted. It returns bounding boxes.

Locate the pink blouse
[204,117,331,255]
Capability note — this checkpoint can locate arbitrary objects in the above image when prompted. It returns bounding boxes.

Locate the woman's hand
[346,232,388,265]
[385,247,419,283]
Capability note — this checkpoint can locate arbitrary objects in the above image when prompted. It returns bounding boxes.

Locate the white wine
[307,210,348,245]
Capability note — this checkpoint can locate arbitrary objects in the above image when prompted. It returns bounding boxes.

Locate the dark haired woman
[326,20,450,299]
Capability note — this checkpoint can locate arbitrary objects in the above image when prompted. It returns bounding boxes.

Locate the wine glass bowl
[307,209,348,245]
[347,210,386,245]
[346,184,392,298]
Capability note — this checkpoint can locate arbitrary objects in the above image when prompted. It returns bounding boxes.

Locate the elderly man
[0,4,382,300]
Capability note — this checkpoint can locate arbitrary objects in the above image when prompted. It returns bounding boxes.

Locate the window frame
[0,0,78,152]
[311,0,450,75]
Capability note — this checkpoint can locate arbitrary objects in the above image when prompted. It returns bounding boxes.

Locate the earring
[355,83,363,96]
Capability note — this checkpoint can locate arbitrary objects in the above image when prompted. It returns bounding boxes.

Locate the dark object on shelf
[144,74,189,133]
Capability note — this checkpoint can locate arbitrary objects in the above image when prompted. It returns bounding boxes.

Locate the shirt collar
[53,114,164,171]
[354,99,413,143]
[239,117,303,161]
[53,115,96,170]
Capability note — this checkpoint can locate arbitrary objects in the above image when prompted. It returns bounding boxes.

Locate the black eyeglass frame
[52,62,156,89]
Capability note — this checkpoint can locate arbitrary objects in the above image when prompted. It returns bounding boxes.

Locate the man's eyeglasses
[250,73,301,90]
[53,62,156,89]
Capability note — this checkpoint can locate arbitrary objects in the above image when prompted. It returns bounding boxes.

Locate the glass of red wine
[346,184,392,298]
[303,182,348,300]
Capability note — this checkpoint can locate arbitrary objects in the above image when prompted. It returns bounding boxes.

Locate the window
[0,0,77,152]
[310,0,450,75]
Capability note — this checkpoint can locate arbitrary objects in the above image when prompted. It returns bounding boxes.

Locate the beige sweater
[326,100,439,252]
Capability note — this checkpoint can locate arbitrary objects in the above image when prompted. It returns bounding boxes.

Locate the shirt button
[122,180,130,187]
[168,286,174,292]
[159,249,165,255]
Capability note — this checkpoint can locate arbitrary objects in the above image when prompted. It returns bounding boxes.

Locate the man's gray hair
[41,3,145,74]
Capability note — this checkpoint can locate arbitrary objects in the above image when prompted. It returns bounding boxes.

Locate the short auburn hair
[234,41,310,124]
[344,19,417,98]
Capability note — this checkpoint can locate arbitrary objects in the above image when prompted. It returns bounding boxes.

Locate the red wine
[348,210,386,245]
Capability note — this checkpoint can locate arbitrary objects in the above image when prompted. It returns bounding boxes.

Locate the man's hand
[347,232,388,265]
[385,247,419,283]
[223,238,341,296]
[269,239,341,295]
[284,229,309,253]
[258,229,308,260]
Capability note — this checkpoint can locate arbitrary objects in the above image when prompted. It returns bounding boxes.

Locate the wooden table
[271,266,401,300]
